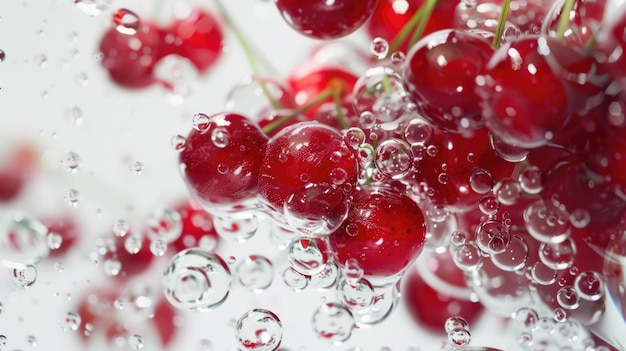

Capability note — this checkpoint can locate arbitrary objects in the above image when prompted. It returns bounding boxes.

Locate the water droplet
[65,105,83,126]
[489,133,528,162]
[519,166,543,194]
[450,231,466,246]
[490,235,529,272]
[64,189,80,207]
[287,238,328,276]
[235,309,283,351]
[124,234,143,254]
[513,307,539,329]
[494,178,522,205]
[27,334,37,347]
[557,286,580,310]
[162,249,232,311]
[103,257,121,276]
[283,184,349,237]
[453,243,482,272]
[370,37,389,59]
[470,168,494,194]
[553,307,567,322]
[171,135,187,152]
[574,271,604,301]
[343,127,365,150]
[338,278,374,310]
[374,138,413,179]
[129,334,144,349]
[113,219,129,237]
[214,215,258,242]
[211,127,230,148]
[113,9,140,35]
[390,51,406,65]
[524,200,571,244]
[569,208,590,229]
[448,327,471,347]
[145,208,182,243]
[539,238,577,270]
[60,312,81,332]
[359,111,377,129]
[343,258,364,285]
[0,335,6,346]
[310,262,339,290]
[10,264,37,289]
[312,303,354,345]
[47,232,63,250]
[235,255,273,293]
[129,161,144,175]
[150,239,167,256]
[192,113,211,132]
[0,211,50,268]
[61,152,82,173]
[476,219,511,254]
[282,267,308,291]
[531,262,557,285]
[404,119,433,145]
[479,194,500,215]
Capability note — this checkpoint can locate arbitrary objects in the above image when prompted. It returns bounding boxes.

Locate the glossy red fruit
[179,113,268,207]
[406,128,516,212]
[403,252,483,331]
[104,233,155,278]
[0,143,36,202]
[99,21,165,89]
[258,122,358,214]
[328,186,427,277]
[403,29,494,133]
[164,7,224,73]
[40,215,80,257]
[274,0,379,39]
[543,0,606,47]
[171,199,219,253]
[366,0,458,54]
[476,35,572,148]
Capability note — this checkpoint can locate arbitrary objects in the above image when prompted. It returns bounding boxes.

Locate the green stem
[556,0,576,40]
[584,34,596,51]
[492,0,512,49]
[388,5,427,55]
[261,89,335,134]
[381,72,394,94]
[408,0,438,48]
[213,0,282,109]
[333,92,348,130]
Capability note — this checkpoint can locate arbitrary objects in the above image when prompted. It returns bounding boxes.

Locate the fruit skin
[99,22,165,89]
[40,215,80,257]
[171,198,219,253]
[274,0,379,39]
[328,186,427,277]
[180,113,268,207]
[164,8,224,73]
[258,121,358,211]
[0,144,36,203]
[403,29,494,133]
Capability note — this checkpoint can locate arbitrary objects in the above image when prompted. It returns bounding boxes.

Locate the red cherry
[543,0,606,47]
[403,252,483,331]
[476,35,572,148]
[403,29,494,133]
[179,113,268,207]
[328,186,427,277]
[40,215,80,257]
[274,0,378,39]
[406,128,515,212]
[164,8,224,73]
[258,122,358,216]
[0,143,36,203]
[171,198,219,253]
[365,0,458,54]
[104,233,155,279]
[99,21,165,89]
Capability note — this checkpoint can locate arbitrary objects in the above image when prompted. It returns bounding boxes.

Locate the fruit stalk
[261,88,336,134]
[492,0,512,48]
[409,0,439,48]
[555,0,576,40]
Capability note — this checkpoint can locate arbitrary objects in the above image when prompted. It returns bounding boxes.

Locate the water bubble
[479,194,500,216]
[103,257,121,276]
[530,262,557,285]
[343,258,364,285]
[475,219,511,254]
[470,168,494,194]
[557,287,580,310]
[453,244,483,272]
[73,0,112,16]
[287,238,328,276]
[312,303,355,345]
[150,239,167,256]
[524,200,571,244]
[65,105,83,126]
[494,178,522,205]
[171,135,187,152]
[113,9,140,35]
[513,307,539,329]
[390,51,406,65]
[192,113,211,132]
[518,166,543,194]
[310,262,339,290]
[129,334,144,349]
[0,335,6,346]
[554,307,567,322]
[211,127,230,148]
[490,235,529,272]
[370,37,389,59]
[235,255,273,293]
[283,184,349,237]
[374,138,413,179]
[47,232,63,250]
[11,264,37,289]
[162,249,232,312]
[426,203,448,222]
[0,49,5,62]
[35,54,49,68]
[448,327,471,347]
[62,152,82,173]
[64,189,80,207]
[450,231,466,246]
[26,335,36,347]
[214,215,258,242]
[539,238,577,270]
[0,211,49,268]
[145,208,182,243]
[114,298,124,310]
[518,332,533,346]
[282,267,308,291]
[124,234,143,254]
[359,111,377,129]
[129,161,144,175]
[574,271,604,301]
[354,66,410,124]
[489,133,528,162]
[60,312,81,332]
[343,127,366,150]
[444,316,469,333]
[113,219,129,237]
[235,309,283,351]
[337,278,375,310]
[404,119,433,145]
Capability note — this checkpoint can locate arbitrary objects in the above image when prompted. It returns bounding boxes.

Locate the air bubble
[479,194,500,215]
[448,327,471,347]
[444,316,469,333]
[390,51,406,65]
[129,161,144,175]
[235,309,283,351]
[103,257,121,276]
[162,249,232,312]
[475,219,511,254]
[470,168,494,194]
[574,271,604,301]
[113,9,140,35]
[359,111,377,129]
[519,166,543,194]
[171,135,187,152]
[450,231,466,246]
[343,127,366,150]
[0,211,50,268]
[490,235,528,272]
[60,312,81,332]
[145,208,182,243]
[211,127,230,148]
[47,232,63,250]
[530,262,557,285]
[494,178,522,205]
[343,258,364,285]
[557,287,580,310]
[62,152,82,173]
[370,37,389,59]
[129,334,144,349]
[113,219,129,237]
[513,307,539,329]
[65,189,80,207]
[284,184,349,237]
[214,215,258,242]
[235,255,273,293]
[124,235,143,254]
[539,238,577,270]
[452,244,482,272]
[282,267,308,291]
[554,307,567,322]
[192,113,211,132]
[10,264,37,289]
[337,278,375,310]
[310,262,339,290]
[524,200,571,244]
[489,133,528,162]
[312,303,355,345]
[404,119,433,145]
[374,139,413,179]
[150,239,167,256]
[287,238,328,276]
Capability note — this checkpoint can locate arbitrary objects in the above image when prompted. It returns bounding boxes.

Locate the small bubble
[113,219,129,237]
[145,208,182,243]
[35,54,48,68]
[47,232,64,250]
[235,255,274,293]
[235,309,283,351]
[11,265,37,289]
[113,9,140,35]
[479,194,500,216]
[124,235,143,254]
[448,327,471,347]
[574,271,604,301]
[370,37,389,59]
[282,268,308,291]
[54,262,64,272]
[65,106,83,126]
[64,189,80,207]
[312,303,355,345]
[129,161,144,175]
[390,51,406,65]
[60,312,81,332]
[129,334,144,349]
[444,316,469,334]
[150,239,167,256]
[453,244,482,272]
[450,231,466,246]
[557,286,580,310]
[103,257,122,276]
[27,335,37,347]
[374,139,413,179]
[470,168,494,194]
[192,113,211,132]
[554,307,567,322]
[0,49,5,62]
[404,120,433,145]
[0,335,7,346]
[76,72,89,87]
[171,135,187,152]
[61,152,82,173]
[519,166,543,194]
[359,111,377,129]
[211,127,230,148]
